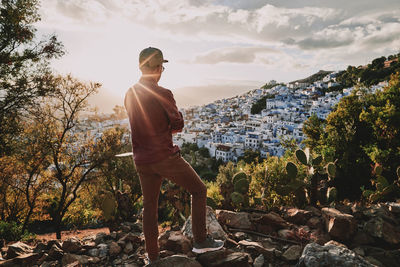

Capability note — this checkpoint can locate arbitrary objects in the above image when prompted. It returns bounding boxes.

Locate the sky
[37,0,400,112]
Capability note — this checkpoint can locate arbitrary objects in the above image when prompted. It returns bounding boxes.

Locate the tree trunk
[55,216,62,239]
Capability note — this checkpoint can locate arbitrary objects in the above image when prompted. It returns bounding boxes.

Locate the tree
[33,75,121,239]
[0,0,64,155]
[302,113,325,150]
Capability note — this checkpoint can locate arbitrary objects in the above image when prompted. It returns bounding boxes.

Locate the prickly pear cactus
[101,193,116,221]
[230,192,244,206]
[286,161,298,179]
[296,149,308,165]
[232,171,247,186]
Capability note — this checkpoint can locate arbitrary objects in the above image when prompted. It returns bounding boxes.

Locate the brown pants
[135,152,207,261]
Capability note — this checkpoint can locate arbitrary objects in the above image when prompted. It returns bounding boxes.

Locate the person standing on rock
[124,47,224,263]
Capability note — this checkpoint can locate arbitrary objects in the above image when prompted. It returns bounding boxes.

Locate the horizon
[37,0,400,112]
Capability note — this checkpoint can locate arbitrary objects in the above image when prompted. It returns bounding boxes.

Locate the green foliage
[251,94,275,114]
[238,150,262,164]
[100,193,117,221]
[286,162,298,179]
[0,221,35,241]
[291,70,333,85]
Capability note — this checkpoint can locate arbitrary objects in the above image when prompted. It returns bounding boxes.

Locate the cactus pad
[286,161,298,179]
[232,171,247,185]
[231,192,244,205]
[326,163,336,177]
[296,149,308,165]
[312,155,323,165]
[396,166,400,179]
[234,178,249,194]
[374,165,383,176]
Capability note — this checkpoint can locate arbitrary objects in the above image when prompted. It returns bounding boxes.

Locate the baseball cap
[139,47,168,68]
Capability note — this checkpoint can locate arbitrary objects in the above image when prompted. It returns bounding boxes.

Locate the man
[124,47,223,263]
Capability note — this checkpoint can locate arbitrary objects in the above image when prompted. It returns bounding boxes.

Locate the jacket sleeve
[159,89,184,133]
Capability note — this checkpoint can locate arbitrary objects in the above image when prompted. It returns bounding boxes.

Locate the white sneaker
[192,235,224,254]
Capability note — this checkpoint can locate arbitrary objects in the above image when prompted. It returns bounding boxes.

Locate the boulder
[183,206,227,240]
[6,242,33,259]
[147,255,201,267]
[48,244,64,260]
[62,237,82,253]
[297,243,376,267]
[216,210,252,230]
[238,240,275,261]
[109,241,122,256]
[196,249,250,267]
[306,217,323,229]
[0,253,40,267]
[97,243,108,258]
[364,217,400,245]
[61,253,99,266]
[284,208,312,225]
[251,212,289,230]
[321,208,357,241]
[253,254,264,267]
[159,231,192,254]
[282,245,303,261]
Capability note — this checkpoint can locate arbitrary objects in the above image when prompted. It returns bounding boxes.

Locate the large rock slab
[321,208,357,241]
[6,242,33,259]
[147,255,202,267]
[159,231,192,254]
[297,243,376,267]
[62,237,82,253]
[284,208,313,225]
[183,206,227,240]
[216,210,252,230]
[364,217,400,245]
[251,212,289,230]
[0,253,40,267]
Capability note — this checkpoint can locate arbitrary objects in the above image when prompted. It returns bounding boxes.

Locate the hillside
[290,70,333,84]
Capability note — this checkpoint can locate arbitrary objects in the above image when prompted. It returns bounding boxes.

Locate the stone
[124,242,134,254]
[364,217,400,245]
[97,243,108,257]
[253,254,264,267]
[324,240,346,248]
[6,241,33,259]
[310,229,331,245]
[48,244,63,260]
[33,242,47,253]
[159,231,192,254]
[306,217,323,229]
[278,229,294,240]
[94,232,108,244]
[251,212,289,230]
[238,240,275,261]
[119,232,142,244]
[46,240,62,250]
[87,248,99,257]
[321,208,357,241]
[147,255,201,267]
[305,206,322,217]
[297,242,375,267]
[285,208,312,225]
[233,232,248,241]
[62,237,82,253]
[365,246,400,267]
[387,202,400,214]
[353,247,365,256]
[61,253,98,266]
[216,210,252,230]
[183,206,228,240]
[40,261,59,267]
[282,245,303,261]
[0,253,40,267]
[197,249,250,267]
[109,241,122,256]
[352,231,375,246]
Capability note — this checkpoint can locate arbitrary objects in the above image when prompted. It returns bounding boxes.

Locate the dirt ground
[35,227,110,242]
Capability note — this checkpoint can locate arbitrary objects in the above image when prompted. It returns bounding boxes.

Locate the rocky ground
[1,201,400,267]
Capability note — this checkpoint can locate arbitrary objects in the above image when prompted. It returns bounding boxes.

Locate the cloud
[194,46,280,64]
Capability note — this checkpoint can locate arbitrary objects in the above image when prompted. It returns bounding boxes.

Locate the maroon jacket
[124,77,183,165]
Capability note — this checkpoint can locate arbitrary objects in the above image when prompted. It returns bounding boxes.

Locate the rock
[306,217,323,229]
[352,231,375,246]
[6,241,33,259]
[238,240,275,261]
[159,231,192,254]
[97,243,108,257]
[62,237,82,253]
[297,242,375,267]
[353,247,365,256]
[216,210,252,230]
[147,255,201,267]
[109,241,122,256]
[46,240,62,250]
[88,248,99,257]
[253,254,264,267]
[321,208,357,241]
[61,253,99,266]
[94,232,108,244]
[285,208,312,225]
[365,246,400,267]
[278,229,294,239]
[324,240,346,248]
[124,242,134,254]
[48,244,63,260]
[183,206,228,240]
[233,232,248,241]
[282,245,303,261]
[364,256,383,267]
[251,212,289,230]
[305,206,322,217]
[33,242,47,253]
[364,217,400,245]
[40,261,59,267]
[0,253,40,267]
[196,249,250,267]
[310,229,331,245]
[119,232,142,244]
